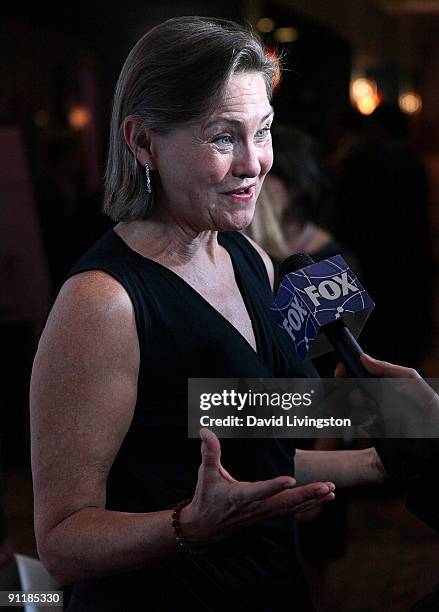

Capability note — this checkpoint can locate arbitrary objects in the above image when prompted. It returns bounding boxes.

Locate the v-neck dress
[65,228,317,611]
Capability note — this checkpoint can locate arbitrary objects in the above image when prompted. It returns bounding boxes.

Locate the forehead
[204,72,273,126]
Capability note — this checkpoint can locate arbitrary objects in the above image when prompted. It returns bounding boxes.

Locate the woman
[30,17,342,611]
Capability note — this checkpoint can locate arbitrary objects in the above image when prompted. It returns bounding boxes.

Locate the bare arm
[31,271,336,585]
[31,271,178,584]
[294,447,388,489]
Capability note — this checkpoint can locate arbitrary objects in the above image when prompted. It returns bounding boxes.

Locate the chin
[216,214,253,233]
[213,205,255,232]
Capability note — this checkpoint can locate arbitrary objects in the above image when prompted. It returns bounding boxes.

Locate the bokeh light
[351,78,375,102]
[350,77,380,115]
[257,17,275,33]
[399,91,422,114]
[356,94,380,115]
[68,105,91,130]
[273,27,299,43]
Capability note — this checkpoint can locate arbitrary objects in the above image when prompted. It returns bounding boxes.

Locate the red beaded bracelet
[171,498,195,554]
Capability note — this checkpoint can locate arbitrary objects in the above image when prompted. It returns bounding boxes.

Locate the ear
[123,116,158,170]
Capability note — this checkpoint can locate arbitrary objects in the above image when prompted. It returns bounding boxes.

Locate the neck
[115,218,221,269]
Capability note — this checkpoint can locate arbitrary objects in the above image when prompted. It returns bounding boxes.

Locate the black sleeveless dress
[65,228,317,611]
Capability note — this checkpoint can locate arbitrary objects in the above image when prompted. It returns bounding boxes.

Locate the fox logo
[281,296,308,341]
[303,272,358,307]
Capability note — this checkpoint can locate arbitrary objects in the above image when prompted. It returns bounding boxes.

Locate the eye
[256,127,271,139]
[214,134,232,145]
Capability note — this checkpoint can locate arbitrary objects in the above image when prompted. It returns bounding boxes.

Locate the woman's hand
[180,428,335,545]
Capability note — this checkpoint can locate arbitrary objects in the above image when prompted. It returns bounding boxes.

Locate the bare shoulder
[41,270,138,359]
[50,269,134,323]
[33,268,139,423]
[32,268,140,428]
[241,234,275,292]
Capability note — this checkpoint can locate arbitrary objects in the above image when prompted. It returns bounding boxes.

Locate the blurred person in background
[245,123,359,291]
[332,103,435,370]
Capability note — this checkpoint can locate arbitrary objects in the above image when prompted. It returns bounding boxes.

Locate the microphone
[275,253,374,378]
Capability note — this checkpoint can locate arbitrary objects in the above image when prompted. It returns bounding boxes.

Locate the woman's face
[150,72,274,232]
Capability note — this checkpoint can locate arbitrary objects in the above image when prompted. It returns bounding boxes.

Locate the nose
[232,141,264,179]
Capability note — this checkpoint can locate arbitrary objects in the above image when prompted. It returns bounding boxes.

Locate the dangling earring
[145,162,152,194]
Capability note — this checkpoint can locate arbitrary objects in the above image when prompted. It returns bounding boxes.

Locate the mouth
[223,183,256,201]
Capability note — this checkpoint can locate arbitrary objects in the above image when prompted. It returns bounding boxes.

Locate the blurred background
[1,1,438,610]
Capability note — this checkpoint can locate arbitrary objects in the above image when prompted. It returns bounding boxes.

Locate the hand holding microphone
[336,353,439,417]
[335,353,420,379]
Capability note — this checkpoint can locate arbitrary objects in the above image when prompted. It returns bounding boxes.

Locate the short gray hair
[103,16,281,222]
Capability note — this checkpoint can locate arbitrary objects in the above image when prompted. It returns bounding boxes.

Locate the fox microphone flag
[272,254,374,376]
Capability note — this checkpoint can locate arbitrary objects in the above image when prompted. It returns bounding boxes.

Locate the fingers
[335,354,420,379]
[239,475,297,502]
[360,353,419,378]
[262,481,336,516]
[199,428,222,470]
[292,491,335,514]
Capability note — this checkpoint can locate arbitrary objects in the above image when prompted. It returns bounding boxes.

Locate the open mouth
[225,184,255,197]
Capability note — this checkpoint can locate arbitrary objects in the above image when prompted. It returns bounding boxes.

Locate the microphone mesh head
[279,253,315,280]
